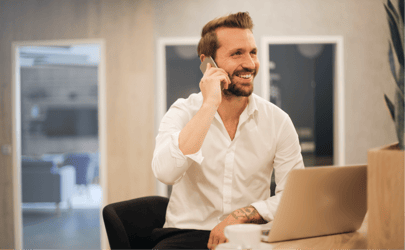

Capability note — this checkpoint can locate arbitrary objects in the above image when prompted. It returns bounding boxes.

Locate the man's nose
[241,54,256,69]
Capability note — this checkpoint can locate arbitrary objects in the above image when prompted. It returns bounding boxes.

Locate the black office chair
[103,196,169,249]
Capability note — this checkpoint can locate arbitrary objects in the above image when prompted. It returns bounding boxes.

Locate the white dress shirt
[152,92,304,230]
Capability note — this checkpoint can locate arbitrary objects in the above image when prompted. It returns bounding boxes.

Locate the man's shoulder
[171,92,203,111]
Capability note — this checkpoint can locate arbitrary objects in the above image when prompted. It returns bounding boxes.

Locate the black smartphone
[200,56,218,74]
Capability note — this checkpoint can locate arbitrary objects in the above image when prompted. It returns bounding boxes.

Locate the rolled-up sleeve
[251,116,305,222]
[152,102,204,185]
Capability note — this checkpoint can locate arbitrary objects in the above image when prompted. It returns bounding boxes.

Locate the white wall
[153,0,397,164]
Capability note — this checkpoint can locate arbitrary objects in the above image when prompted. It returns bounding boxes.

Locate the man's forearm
[229,205,267,224]
[179,102,218,155]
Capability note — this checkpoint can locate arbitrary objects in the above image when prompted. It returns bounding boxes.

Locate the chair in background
[22,158,75,212]
[87,151,99,184]
[63,153,91,186]
[41,153,65,167]
[103,196,169,249]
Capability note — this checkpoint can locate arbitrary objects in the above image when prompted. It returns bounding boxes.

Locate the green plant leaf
[389,43,397,81]
[385,3,404,67]
[399,0,404,25]
[399,65,404,96]
[395,90,404,149]
[384,94,395,121]
[387,0,400,22]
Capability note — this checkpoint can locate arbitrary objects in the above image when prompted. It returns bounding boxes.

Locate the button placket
[234,110,251,141]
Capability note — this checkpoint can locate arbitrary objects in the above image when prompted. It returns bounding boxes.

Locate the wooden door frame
[11,39,108,249]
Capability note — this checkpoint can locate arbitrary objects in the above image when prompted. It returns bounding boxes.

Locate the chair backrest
[21,159,61,202]
[103,196,169,249]
[22,159,54,173]
[64,153,91,185]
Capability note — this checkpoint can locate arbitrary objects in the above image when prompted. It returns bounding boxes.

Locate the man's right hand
[178,63,230,155]
[199,63,231,108]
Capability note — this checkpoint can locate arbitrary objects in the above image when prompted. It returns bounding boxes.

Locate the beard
[223,82,253,97]
[223,71,255,97]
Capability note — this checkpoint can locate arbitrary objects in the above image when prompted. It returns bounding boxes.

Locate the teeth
[239,74,252,79]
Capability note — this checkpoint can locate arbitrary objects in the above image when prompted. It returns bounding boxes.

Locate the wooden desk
[261,213,368,249]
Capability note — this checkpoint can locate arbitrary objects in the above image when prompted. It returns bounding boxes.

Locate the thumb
[203,62,211,75]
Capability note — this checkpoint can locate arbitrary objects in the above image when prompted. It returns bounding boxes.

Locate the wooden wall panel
[0,0,155,247]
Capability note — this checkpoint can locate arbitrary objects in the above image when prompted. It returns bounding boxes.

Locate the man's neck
[217,95,249,122]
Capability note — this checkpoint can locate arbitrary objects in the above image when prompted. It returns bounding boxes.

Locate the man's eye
[250,51,257,55]
[232,51,242,56]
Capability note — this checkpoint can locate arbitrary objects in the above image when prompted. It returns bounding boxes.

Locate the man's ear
[200,54,206,63]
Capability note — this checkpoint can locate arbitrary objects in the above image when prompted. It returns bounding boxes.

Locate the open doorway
[260,36,344,195]
[12,40,107,249]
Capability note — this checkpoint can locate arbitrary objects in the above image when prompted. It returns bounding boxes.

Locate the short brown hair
[197,12,254,59]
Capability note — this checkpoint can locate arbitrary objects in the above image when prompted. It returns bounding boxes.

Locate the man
[152,12,304,249]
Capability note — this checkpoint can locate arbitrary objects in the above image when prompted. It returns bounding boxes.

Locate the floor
[23,184,102,249]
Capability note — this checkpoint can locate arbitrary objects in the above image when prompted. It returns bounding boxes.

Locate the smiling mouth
[234,70,255,80]
[238,74,253,79]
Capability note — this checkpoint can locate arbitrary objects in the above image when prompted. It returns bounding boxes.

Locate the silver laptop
[262,165,367,243]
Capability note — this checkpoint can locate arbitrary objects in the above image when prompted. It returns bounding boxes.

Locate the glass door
[18,44,103,249]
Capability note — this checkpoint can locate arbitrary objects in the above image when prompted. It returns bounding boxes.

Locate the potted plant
[367,0,404,248]
[384,0,404,150]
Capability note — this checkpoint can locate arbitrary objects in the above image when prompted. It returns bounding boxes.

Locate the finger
[219,74,231,89]
[207,72,226,83]
[217,69,232,85]
[224,76,231,89]
[205,64,222,77]
[205,62,211,74]
[205,66,225,76]
[218,236,227,244]
[210,71,229,80]
[205,69,228,84]
[213,236,220,249]
[207,233,214,249]
[204,63,221,77]
[219,76,228,90]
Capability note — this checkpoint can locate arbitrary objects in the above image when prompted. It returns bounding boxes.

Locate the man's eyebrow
[229,47,258,53]
[230,48,243,53]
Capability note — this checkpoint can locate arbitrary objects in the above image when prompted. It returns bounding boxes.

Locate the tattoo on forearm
[230,205,266,224]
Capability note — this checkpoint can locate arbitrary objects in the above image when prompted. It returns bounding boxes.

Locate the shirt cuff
[169,131,204,166]
[251,200,272,222]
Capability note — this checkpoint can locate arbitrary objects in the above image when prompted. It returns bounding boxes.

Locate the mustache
[232,69,256,76]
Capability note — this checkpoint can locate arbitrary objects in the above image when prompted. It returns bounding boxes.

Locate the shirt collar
[213,94,258,122]
[247,93,258,117]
